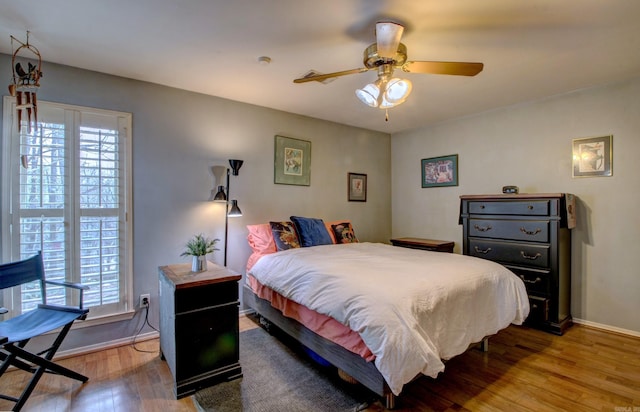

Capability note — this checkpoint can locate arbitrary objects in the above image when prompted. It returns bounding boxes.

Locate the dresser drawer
[469,219,549,242]
[527,295,549,323]
[508,267,550,296]
[468,238,550,269]
[175,304,239,380]
[468,200,550,216]
[175,281,238,313]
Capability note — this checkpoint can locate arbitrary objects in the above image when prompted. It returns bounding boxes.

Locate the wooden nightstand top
[390,237,455,253]
[159,262,241,290]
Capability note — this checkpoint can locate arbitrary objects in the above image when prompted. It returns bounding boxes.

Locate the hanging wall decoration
[572,135,612,177]
[8,32,43,134]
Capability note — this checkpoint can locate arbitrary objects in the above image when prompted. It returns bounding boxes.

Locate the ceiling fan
[293,22,483,114]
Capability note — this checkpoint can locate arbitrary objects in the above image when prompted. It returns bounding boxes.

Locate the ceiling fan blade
[402,61,484,76]
[293,67,369,83]
[376,22,404,59]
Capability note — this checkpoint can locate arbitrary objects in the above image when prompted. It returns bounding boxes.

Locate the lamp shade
[355,83,380,107]
[356,77,412,109]
[375,22,404,58]
[229,159,244,176]
[213,185,227,202]
[228,199,242,217]
[384,78,412,105]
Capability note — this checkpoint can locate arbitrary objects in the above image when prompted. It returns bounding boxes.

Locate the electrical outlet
[140,293,150,307]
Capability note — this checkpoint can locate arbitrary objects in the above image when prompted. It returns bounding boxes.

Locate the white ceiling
[2,0,640,134]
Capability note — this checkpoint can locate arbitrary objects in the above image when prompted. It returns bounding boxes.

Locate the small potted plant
[181,234,220,272]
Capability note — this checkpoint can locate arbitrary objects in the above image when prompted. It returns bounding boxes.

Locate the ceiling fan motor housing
[363,43,408,68]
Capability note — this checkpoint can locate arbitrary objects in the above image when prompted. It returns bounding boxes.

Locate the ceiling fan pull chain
[385,109,389,122]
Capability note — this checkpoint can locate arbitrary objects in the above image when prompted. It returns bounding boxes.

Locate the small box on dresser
[459,193,575,335]
[159,261,242,398]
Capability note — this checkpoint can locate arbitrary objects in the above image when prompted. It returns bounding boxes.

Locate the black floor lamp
[213,159,243,266]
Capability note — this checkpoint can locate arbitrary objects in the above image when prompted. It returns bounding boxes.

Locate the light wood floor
[1,314,638,411]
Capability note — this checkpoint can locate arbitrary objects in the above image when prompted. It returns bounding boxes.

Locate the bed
[243,217,530,408]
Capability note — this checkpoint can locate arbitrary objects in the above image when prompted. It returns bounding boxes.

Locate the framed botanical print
[348,173,367,202]
[274,135,311,185]
[572,135,612,177]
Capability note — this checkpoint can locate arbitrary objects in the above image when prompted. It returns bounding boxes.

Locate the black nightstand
[390,237,455,253]
[159,261,242,398]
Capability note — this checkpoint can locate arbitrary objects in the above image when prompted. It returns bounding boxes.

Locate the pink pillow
[246,224,277,271]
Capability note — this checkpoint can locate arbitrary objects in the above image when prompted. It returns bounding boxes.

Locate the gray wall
[392,76,640,335]
[0,54,391,351]
[3,50,638,353]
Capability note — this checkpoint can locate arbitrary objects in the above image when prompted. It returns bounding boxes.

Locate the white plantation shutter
[2,97,132,319]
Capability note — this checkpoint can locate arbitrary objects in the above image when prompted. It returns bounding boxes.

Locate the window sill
[71,309,136,329]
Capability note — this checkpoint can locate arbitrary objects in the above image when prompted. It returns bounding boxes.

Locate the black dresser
[460,193,575,335]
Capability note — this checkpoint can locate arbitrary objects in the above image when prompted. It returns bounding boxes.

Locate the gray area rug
[193,326,375,412]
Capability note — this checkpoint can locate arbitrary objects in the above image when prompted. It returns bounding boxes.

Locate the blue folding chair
[0,251,89,411]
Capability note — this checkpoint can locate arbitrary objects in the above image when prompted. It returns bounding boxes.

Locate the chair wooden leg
[0,322,88,411]
[13,366,46,411]
[6,345,88,382]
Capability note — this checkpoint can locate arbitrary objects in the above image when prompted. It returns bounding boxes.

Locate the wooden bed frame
[242,284,397,408]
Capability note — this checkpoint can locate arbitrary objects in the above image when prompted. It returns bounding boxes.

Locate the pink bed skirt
[247,274,375,361]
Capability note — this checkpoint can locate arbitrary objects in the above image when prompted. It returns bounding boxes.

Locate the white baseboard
[573,318,640,338]
[54,331,160,360]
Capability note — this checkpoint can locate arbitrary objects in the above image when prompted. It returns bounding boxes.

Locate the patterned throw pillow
[269,221,300,251]
[331,222,359,244]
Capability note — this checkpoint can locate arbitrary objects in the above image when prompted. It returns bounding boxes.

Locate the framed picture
[274,135,311,185]
[421,154,458,188]
[348,173,367,202]
[572,135,612,177]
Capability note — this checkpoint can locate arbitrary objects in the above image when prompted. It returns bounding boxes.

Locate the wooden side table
[390,237,455,253]
[159,261,242,398]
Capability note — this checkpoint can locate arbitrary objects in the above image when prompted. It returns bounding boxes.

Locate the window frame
[1,96,134,325]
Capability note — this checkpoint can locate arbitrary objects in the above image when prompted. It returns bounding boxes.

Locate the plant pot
[191,255,207,272]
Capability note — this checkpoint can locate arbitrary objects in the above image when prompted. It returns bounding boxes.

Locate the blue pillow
[290,216,333,247]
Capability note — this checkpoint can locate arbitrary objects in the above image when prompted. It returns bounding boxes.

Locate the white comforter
[249,242,529,395]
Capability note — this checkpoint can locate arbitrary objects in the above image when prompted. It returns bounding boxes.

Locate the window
[2,97,132,320]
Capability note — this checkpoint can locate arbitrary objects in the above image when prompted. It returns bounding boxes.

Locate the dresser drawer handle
[528,205,534,210]
[474,246,492,254]
[473,224,492,232]
[520,227,542,236]
[519,275,542,284]
[520,251,542,260]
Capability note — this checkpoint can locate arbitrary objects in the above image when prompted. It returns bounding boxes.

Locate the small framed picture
[348,173,367,202]
[421,154,458,188]
[572,135,612,177]
[274,135,311,185]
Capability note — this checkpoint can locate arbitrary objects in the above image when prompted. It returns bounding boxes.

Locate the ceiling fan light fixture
[375,22,404,59]
[384,78,412,104]
[357,76,412,109]
[355,82,380,107]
